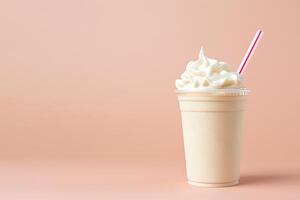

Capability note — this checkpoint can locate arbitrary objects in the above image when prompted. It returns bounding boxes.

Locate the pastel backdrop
[0,0,299,199]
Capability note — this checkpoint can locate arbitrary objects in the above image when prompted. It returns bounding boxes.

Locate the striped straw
[237,30,264,75]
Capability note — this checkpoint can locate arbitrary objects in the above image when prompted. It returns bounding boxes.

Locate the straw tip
[257,29,264,34]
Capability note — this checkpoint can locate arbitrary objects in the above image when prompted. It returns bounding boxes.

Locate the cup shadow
[240,173,300,186]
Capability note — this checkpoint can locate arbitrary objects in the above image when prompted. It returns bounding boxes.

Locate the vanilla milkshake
[176,48,249,187]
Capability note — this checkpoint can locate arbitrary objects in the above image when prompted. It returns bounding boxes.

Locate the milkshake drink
[176,48,249,187]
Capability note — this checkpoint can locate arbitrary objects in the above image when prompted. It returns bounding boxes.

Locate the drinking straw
[237,30,263,75]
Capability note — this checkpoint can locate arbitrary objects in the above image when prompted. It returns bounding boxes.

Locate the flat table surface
[0,160,299,200]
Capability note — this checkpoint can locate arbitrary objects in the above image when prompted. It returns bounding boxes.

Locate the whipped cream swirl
[176,48,243,90]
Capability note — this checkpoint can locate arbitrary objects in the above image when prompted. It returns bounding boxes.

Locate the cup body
[177,92,247,187]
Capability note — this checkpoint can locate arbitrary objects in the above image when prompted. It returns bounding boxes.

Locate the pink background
[0,0,299,199]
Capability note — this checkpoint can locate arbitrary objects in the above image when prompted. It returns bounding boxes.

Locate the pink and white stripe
[237,30,264,75]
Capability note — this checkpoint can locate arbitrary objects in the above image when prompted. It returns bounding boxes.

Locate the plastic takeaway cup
[177,88,249,187]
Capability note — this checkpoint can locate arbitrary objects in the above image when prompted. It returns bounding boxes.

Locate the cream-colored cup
[177,89,248,187]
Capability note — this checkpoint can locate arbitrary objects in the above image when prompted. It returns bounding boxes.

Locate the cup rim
[175,87,250,96]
